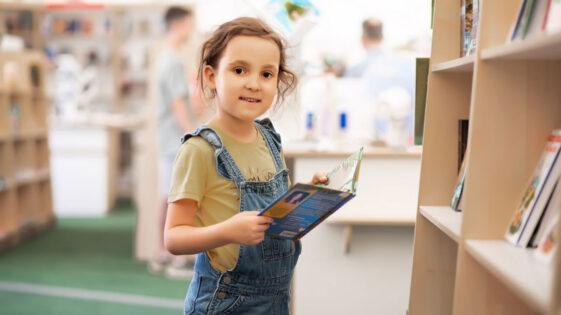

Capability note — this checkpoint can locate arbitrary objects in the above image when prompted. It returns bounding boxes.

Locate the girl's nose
[244,74,260,91]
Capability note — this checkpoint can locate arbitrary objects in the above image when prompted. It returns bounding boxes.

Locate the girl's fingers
[257,216,273,224]
[313,173,329,184]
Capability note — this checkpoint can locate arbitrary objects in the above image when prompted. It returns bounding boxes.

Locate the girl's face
[204,35,280,123]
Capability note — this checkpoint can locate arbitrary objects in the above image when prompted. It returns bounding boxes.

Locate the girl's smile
[239,96,262,104]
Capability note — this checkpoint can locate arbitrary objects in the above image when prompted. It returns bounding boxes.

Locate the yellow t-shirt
[168,123,287,272]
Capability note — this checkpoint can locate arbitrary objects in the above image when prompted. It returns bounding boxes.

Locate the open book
[259,147,363,241]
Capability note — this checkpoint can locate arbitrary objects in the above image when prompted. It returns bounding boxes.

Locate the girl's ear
[203,65,216,91]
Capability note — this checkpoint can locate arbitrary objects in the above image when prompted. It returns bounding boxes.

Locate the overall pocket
[261,236,295,261]
[208,288,246,315]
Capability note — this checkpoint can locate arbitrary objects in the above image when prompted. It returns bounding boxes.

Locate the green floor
[0,199,190,314]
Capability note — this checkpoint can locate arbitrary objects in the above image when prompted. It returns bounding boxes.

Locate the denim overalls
[181,118,302,315]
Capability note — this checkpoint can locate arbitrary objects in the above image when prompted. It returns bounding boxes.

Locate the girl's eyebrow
[227,60,279,70]
[228,60,250,67]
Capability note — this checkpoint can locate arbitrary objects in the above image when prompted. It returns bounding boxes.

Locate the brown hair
[164,6,192,29]
[362,18,383,41]
[197,17,297,109]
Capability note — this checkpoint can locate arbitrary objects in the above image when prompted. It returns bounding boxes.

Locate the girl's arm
[164,198,273,255]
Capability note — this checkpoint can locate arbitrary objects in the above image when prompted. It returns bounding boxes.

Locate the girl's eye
[234,68,244,74]
[263,72,274,78]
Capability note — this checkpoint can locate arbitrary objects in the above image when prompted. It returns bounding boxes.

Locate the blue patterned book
[259,147,363,241]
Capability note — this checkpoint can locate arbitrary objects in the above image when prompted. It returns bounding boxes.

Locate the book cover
[530,179,561,247]
[458,119,469,172]
[545,0,561,33]
[542,0,552,30]
[519,0,538,39]
[463,0,473,57]
[259,147,363,241]
[510,0,529,41]
[525,0,551,38]
[460,0,466,57]
[534,214,558,263]
[466,0,479,55]
[506,130,561,247]
[451,153,467,212]
[414,58,430,146]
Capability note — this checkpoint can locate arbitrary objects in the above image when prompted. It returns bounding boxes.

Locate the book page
[322,147,363,194]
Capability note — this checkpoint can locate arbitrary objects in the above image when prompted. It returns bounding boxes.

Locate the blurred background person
[346,18,415,146]
[150,6,197,280]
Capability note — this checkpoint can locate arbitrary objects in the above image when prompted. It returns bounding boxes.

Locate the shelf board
[481,31,561,60]
[14,169,50,186]
[45,35,114,42]
[284,145,422,159]
[12,131,48,141]
[432,55,475,72]
[465,240,552,314]
[327,212,415,226]
[419,206,463,243]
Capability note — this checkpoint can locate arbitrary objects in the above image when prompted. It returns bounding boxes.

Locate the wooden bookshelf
[409,0,561,314]
[419,206,463,243]
[481,32,561,60]
[0,2,172,202]
[432,55,475,72]
[465,240,552,314]
[0,51,54,250]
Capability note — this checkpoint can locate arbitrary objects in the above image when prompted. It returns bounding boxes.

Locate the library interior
[0,0,560,314]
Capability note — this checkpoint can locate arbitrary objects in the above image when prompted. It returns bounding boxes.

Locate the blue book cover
[259,147,363,241]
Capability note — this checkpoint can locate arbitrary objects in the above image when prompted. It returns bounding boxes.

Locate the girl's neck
[211,115,258,143]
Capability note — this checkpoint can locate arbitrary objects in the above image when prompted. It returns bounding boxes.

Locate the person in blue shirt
[346,18,415,146]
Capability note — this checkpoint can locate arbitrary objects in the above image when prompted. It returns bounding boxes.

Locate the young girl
[164,17,327,314]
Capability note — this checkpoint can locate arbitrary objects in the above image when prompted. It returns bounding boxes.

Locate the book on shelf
[525,0,552,38]
[460,0,474,57]
[458,119,469,172]
[510,0,560,40]
[510,0,530,40]
[414,58,430,146]
[516,0,537,40]
[521,0,538,39]
[259,147,363,241]
[530,179,561,247]
[466,0,479,55]
[451,152,467,211]
[460,0,467,56]
[534,213,558,263]
[545,0,561,33]
[506,130,561,247]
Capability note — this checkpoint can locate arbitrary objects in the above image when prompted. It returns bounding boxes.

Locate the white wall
[294,224,415,315]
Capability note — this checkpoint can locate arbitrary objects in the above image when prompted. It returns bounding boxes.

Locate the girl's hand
[224,211,273,246]
[310,171,329,185]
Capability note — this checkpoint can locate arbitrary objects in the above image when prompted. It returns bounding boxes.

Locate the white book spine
[546,0,561,32]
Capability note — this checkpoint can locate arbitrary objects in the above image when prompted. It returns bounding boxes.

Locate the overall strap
[254,118,284,172]
[181,126,246,185]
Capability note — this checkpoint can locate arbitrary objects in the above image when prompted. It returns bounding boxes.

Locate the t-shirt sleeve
[164,60,189,100]
[168,140,209,205]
